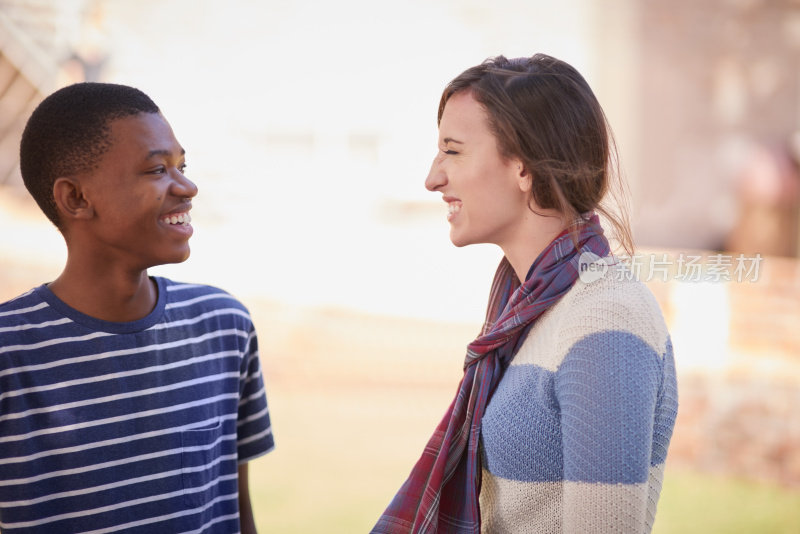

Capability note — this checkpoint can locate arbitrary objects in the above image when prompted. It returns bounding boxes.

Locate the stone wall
[649,253,800,486]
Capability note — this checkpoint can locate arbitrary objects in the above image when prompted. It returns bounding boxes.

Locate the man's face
[79,112,198,270]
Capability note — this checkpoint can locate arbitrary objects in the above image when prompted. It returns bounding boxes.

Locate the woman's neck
[501,209,567,282]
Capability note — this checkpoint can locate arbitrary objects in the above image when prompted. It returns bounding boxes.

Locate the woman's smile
[443,196,462,222]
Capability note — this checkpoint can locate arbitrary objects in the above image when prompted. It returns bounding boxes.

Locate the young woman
[373,54,678,533]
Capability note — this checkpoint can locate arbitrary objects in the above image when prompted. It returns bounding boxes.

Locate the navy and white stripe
[0,277,274,533]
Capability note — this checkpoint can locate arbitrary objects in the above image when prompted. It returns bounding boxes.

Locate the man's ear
[53,177,94,221]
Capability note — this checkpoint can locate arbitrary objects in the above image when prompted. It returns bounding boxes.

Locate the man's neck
[48,263,158,323]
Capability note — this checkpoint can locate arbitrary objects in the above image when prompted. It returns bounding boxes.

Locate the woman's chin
[448,229,473,248]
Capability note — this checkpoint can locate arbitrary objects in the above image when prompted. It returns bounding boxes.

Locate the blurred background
[1,0,799,532]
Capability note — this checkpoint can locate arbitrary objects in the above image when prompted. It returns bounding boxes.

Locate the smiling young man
[0,83,273,533]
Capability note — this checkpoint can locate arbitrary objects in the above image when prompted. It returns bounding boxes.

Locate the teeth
[447,202,461,216]
[163,213,192,225]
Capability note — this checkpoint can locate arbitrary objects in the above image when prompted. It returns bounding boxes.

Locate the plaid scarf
[372,215,610,534]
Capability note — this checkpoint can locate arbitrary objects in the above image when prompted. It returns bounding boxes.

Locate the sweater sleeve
[555,329,664,533]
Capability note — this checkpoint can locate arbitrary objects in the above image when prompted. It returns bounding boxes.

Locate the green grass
[249,457,800,533]
[654,470,800,534]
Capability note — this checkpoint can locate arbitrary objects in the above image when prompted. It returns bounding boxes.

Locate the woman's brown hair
[438,54,633,255]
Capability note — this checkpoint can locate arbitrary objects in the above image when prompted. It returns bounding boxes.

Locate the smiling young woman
[425,90,567,279]
[374,54,678,534]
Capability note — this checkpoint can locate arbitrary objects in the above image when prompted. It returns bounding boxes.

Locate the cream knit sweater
[479,262,678,533]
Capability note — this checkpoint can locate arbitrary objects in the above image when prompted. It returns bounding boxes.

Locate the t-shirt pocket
[181,419,223,507]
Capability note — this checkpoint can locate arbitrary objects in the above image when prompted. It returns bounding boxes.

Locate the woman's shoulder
[568,259,663,315]
[514,258,670,370]
[560,258,670,353]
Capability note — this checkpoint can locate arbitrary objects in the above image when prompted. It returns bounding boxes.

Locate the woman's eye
[148,166,166,175]
[178,163,188,174]
[442,149,458,155]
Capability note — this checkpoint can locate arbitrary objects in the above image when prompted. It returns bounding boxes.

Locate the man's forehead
[109,113,182,155]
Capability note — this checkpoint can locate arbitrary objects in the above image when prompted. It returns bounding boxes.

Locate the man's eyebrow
[146,147,186,159]
[443,137,464,144]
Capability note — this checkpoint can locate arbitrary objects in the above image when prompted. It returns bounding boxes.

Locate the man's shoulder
[158,277,251,315]
[0,286,47,322]
[0,286,62,353]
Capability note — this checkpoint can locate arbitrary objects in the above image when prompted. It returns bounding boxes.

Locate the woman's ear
[515,161,532,193]
[53,177,94,221]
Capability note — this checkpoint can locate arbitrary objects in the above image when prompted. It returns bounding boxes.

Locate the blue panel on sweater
[651,337,678,465]
[558,331,663,484]
[481,330,673,485]
[481,364,563,482]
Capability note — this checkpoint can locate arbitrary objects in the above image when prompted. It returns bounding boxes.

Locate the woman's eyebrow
[443,137,464,144]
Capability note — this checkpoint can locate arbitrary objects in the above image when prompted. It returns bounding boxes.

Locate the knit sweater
[478,261,678,533]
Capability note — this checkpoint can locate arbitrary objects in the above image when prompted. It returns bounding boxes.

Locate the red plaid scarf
[372,215,610,533]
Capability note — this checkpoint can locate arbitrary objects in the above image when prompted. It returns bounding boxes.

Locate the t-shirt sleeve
[237,326,275,463]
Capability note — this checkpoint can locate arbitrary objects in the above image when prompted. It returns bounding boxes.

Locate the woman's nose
[425,155,447,191]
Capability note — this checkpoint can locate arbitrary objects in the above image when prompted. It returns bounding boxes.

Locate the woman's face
[425,91,530,249]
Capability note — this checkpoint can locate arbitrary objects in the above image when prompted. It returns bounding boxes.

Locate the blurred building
[0,0,107,188]
[2,0,800,256]
[622,0,800,256]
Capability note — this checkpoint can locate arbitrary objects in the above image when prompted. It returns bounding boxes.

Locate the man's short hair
[20,82,159,228]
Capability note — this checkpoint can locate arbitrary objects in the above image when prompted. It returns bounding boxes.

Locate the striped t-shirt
[0,277,274,533]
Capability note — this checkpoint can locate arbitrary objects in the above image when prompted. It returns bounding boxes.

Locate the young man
[0,83,274,533]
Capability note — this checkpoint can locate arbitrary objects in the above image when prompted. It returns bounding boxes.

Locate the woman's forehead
[439,92,491,142]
